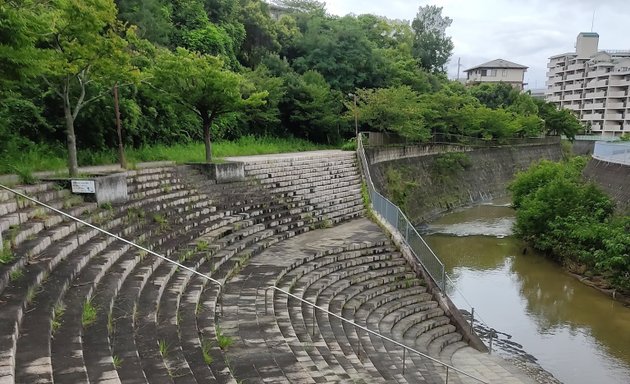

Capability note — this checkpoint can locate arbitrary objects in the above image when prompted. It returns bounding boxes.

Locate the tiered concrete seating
[3,150,478,384]
[239,151,364,225]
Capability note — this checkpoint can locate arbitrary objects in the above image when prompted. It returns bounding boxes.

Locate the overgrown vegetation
[82,298,98,327]
[509,158,630,291]
[216,327,233,350]
[385,167,417,211]
[432,152,471,175]
[0,241,14,264]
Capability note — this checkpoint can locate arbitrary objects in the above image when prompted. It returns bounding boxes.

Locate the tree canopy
[0,0,582,173]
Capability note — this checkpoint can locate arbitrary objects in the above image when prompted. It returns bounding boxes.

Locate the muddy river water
[423,201,630,384]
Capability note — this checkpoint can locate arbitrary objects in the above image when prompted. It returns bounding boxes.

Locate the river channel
[422,201,630,384]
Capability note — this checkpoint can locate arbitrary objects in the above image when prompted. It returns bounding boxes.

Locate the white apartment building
[464,59,528,90]
[546,32,630,137]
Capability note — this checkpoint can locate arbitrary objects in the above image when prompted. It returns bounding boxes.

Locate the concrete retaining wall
[187,162,245,183]
[367,144,563,224]
[583,159,630,212]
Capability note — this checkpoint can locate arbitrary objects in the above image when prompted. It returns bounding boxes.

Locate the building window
[481,69,487,77]
[502,69,507,77]
[489,69,497,77]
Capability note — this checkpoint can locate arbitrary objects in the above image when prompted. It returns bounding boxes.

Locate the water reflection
[424,205,630,384]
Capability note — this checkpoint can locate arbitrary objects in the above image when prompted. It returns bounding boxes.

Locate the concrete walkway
[222,217,537,384]
[0,161,176,185]
[224,149,351,163]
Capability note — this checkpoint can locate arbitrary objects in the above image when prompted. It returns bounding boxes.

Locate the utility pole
[353,93,358,139]
[456,57,462,81]
[113,82,127,169]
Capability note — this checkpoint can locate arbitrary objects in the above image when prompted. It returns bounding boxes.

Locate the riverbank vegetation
[509,158,630,292]
[2,1,582,176]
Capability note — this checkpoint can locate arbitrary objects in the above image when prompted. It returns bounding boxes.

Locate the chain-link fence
[357,134,446,291]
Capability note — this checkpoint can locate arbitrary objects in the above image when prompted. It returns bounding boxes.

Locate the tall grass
[0,136,332,175]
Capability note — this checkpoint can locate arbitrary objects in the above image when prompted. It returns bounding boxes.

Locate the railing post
[75,222,81,246]
[265,287,270,315]
[446,366,450,383]
[470,307,475,334]
[402,347,406,375]
[488,329,495,354]
[441,266,446,292]
[15,195,22,225]
[312,305,316,337]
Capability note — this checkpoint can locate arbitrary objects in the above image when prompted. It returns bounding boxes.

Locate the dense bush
[509,159,630,291]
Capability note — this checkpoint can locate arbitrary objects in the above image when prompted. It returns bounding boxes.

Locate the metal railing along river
[265,286,489,383]
[356,133,495,340]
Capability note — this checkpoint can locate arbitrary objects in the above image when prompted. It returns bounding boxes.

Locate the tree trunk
[202,113,214,163]
[113,83,127,169]
[63,98,79,177]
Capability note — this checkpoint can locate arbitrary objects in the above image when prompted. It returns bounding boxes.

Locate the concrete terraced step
[0,168,209,383]
[13,184,215,383]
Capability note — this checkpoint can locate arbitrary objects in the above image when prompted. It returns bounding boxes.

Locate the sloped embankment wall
[583,159,630,213]
[367,144,563,224]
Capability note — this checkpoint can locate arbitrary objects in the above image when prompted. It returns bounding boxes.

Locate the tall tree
[411,5,454,73]
[0,0,49,83]
[37,0,134,176]
[152,48,267,162]
[349,86,430,141]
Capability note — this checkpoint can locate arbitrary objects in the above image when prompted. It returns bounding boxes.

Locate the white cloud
[325,0,630,89]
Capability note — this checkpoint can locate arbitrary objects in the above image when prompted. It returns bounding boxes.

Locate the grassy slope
[1,136,334,175]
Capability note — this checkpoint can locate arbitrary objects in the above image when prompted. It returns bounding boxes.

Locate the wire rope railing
[0,184,223,291]
[265,286,489,384]
[356,133,497,346]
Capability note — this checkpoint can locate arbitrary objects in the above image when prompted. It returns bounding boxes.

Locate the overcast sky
[325,0,630,90]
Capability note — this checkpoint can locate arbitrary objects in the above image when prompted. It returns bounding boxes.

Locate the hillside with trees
[1,0,582,176]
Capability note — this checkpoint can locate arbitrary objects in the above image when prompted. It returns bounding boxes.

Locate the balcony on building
[583,113,604,120]
[605,113,624,120]
[584,102,605,109]
[565,83,583,91]
[566,73,584,81]
[607,102,626,109]
[565,93,583,101]
[584,79,608,88]
[608,90,627,97]
[610,78,630,87]
[585,91,607,99]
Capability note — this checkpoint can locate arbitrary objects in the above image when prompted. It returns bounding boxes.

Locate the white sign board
[71,180,96,194]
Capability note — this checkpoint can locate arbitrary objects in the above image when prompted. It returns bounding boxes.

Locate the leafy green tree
[152,48,267,161]
[236,0,281,67]
[116,0,174,46]
[535,99,583,140]
[270,0,326,15]
[411,5,454,73]
[36,0,135,176]
[469,83,519,109]
[170,0,244,67]
[290,15,386,92]
[239,65,285,136]
[350,86,430,141]
[0,0,49,83]
[280,70,342,143]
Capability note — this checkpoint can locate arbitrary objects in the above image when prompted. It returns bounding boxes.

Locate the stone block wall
[583,159,630,213]
[367,144,563,224]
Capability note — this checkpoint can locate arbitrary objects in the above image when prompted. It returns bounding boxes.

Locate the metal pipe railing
[356,134,447,291]
[265,285,489,384]
[0,184,223,290]
[356,133,495,341]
